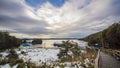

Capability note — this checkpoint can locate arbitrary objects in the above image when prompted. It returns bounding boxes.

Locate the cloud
[0,0,120,38]
[0,0,51,37]
[25,0,67,8]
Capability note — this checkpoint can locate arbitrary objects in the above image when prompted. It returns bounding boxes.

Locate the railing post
[94,49,100,68]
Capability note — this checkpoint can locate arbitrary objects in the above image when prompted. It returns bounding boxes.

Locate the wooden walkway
[99,52,120,68]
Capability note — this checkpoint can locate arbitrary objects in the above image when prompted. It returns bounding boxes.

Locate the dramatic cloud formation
[0,0,120,38]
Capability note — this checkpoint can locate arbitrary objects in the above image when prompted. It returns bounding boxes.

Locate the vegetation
[57,40,81,62]
[32,39,42,45]
[0,49,23,67]
[84,22,120,49]
[6,49,18,59]
[0,59,8,65]
[57,40,97,67]
[0,31,21,50]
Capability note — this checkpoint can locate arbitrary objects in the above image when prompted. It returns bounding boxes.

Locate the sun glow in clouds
[25,0,86,25]
[0,0,120,38]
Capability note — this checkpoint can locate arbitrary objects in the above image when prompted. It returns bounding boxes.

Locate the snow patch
[18,48,60,64]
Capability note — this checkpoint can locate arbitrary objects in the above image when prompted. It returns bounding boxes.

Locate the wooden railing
[94,49,100,68]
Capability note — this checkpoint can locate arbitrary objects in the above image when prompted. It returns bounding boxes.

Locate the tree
[0,31,21,50]
[32,39,42,45]
[84,22,120,49]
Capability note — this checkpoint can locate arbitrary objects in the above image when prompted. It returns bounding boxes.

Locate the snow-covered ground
[0,64,18,68]
[0,48,60,67]
[0,48,59,63]
[0,48,94,68]
[0,51,9,59]
[16,48,60,64]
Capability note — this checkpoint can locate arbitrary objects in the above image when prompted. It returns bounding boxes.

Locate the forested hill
[84,22,120,49]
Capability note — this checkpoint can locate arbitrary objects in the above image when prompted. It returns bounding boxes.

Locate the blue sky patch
[25,0,67,8]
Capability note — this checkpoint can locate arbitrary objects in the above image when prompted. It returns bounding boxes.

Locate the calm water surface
[32,40,88,48]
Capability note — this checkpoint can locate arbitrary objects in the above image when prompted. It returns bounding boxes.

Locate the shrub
[26,63,32,68]
[58,41,81,62]
[26,62,36,68]
[59,64,65,68]
[87,63,94,68]
[9,59,24,67]
[7,53,18,59]
[21,51,28,56]
[0,54,3,57]
[9,49,16,55]
[16,59,24,63]
[7,49,18,59]
[9,62,16,67]
[17,63,26,68]
[0,59,8,65]
[21,51,25,54]
[80,63,86,68]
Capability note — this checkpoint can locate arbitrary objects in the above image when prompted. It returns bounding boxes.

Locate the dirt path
[99,52,120,68]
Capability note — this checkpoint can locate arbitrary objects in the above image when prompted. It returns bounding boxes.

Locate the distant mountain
[84,22,120,49]
[19,38,81,40]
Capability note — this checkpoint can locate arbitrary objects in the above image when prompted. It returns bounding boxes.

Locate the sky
[0,0,120,38]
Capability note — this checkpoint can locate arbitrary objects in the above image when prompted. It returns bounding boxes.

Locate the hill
[84,22,120,49]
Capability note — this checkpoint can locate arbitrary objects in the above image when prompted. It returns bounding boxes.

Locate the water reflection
[32,40,88,48]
